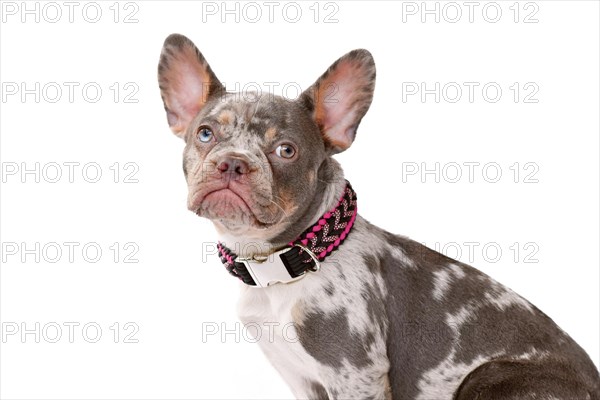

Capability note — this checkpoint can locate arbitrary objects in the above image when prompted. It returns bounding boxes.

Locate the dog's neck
[215,158,347,258]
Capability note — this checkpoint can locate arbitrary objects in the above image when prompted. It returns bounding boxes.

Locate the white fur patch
[432,269,452,301]
[432,263,468,301]
[448,263,466,279]
[416,349,502,399]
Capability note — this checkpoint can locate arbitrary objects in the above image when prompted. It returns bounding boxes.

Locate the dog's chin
[194,188,280,231]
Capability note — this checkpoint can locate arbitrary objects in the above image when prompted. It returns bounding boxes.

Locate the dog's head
[158,34,375,243]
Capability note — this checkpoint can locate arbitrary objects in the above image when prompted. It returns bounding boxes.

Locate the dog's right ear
[158,34,224,138]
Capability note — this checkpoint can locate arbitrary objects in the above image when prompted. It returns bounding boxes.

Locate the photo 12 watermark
[2,322,140,343]
[402,82,540,104]
[420,241,540,264]
[202,321,299,344]
[1,1,140,24]
[400,2,539,24]
[199,1,340,24]
[400,162,540,184]
[1,242,140,264]
[1,82,140,104]
[1,162,140,184]
[200,318,547,346]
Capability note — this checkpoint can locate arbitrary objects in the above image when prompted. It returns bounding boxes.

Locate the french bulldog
[157,33,600,399]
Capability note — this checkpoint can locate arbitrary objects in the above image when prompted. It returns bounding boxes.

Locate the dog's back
[377,227,600,399]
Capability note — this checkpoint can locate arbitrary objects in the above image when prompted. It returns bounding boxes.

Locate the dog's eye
[197,126,213,143]
[275,144,296,159]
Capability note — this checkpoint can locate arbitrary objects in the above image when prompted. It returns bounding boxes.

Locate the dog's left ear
[299,49,376,154]
[158,33,225,138]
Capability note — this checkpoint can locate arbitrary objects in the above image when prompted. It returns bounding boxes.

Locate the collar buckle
[235,245,320,288]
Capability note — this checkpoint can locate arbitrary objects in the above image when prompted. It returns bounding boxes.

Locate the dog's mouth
[189,184,281,229]
[201,188,252,216]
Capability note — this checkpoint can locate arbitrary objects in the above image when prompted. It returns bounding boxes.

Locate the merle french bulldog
[157,33,600,399]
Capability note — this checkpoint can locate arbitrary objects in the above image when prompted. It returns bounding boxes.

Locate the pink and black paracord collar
[217,181,358,287]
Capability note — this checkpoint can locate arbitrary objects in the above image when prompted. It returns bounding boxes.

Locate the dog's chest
[235,227,392,398]
[236,277,326,396]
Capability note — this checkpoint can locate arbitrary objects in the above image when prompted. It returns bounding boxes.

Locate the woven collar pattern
[217,181,358,286]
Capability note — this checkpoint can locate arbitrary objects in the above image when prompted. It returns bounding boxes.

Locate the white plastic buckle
[235,244,321,288]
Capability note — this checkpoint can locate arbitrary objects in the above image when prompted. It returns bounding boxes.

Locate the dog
[157,33,600,399]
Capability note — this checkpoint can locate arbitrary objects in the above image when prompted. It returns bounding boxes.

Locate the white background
[0,1,598,399]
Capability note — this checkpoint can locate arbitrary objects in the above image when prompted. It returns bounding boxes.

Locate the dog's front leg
[246,314,392,400]
[291,304,391,400]
[240,284,391,400]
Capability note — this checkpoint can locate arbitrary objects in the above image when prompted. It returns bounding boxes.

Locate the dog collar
[217,181,358,287]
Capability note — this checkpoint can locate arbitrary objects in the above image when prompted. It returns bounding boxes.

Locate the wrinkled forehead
[188,92,318,147]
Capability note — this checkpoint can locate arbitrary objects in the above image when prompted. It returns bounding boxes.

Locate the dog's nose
[217,157,250,176]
